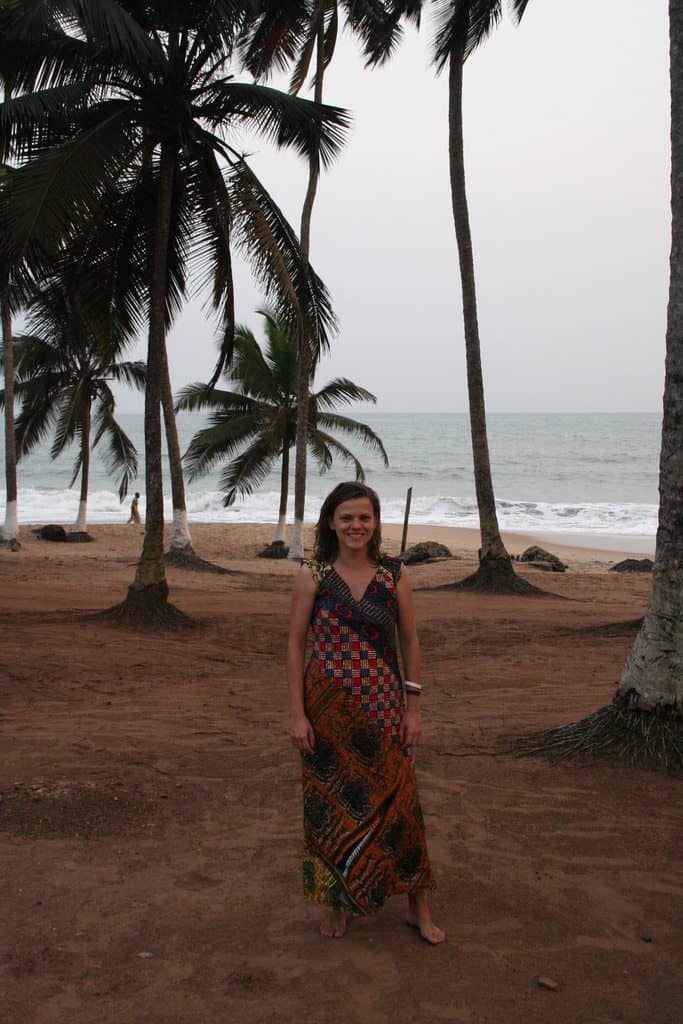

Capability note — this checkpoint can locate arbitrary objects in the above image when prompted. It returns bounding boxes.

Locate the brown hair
[314,482,382,564]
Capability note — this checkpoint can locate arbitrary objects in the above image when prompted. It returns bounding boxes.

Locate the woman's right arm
[286,564,317,755]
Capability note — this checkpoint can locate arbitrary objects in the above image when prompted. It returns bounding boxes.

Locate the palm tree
[0,166,20,548]
[177,308,388,538]
[245,1,395,559]
[372,0,532,591]
[0,0,347,618]
[516,0,682,769]
[8,278,144,536]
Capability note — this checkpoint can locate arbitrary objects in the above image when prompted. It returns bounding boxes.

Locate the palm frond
[174,382,257,415]
[313,377,377,410]
[183,414,265,481]
[108,359,146,390]
[50,385,86,460]
[310,428,366,481]
[217,436,277,506]
[63,0,165,69]
[68,431,85,489]
[5,102,140,260]
[228,157,337,357]
[241,1,311,81]
[315,411,389,465]
[92,390,139,501]
[289,15,320,96]
[13,386,58,457]
[183,146,236,384]
[203,81,350,171]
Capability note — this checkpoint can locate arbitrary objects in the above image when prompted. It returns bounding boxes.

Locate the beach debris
[258,539,289,559]
[34,524,67,542]
[610,558,654,573]
[518,546,567,572]
[0,538,21,551]
[401,541,453,564]
[537,976,559,991]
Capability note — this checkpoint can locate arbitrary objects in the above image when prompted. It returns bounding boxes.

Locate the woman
[287,482,444,943]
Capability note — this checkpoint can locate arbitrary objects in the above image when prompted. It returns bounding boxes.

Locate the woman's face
[329,496,377,554]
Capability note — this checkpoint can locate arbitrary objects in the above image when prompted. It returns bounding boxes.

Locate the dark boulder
[259,539,289,559]
[401,541,453,565]
[36,524,67,542]
[610,558,654,573]
[519,545,566,572]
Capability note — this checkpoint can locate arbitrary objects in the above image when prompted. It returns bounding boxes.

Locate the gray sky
[115,0,671,414]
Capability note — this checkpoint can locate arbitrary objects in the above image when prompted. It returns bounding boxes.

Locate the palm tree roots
[511,691,683,773]
[164,547,231,574]
[440,555,546,595]
[99,582,195,627]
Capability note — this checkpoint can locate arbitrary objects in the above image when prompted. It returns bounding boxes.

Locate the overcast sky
[115,0,671,415]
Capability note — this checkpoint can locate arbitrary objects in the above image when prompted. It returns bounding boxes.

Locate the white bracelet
[404,680,422,692]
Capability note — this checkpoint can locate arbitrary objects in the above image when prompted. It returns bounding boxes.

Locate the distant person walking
[127,492,141,525]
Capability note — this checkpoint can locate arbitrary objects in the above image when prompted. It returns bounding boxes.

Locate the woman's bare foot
[406,891,445,945]
[320,908,347,938]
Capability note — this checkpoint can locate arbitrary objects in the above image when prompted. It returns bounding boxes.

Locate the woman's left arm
[396,568,423,748]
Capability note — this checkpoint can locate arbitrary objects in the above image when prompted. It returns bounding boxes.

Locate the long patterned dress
[301,555,435,916]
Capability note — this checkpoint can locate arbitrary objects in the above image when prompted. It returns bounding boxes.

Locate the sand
[0,522,680,1024]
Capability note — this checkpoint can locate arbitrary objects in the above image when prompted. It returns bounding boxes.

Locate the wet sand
[0,523,680,1024]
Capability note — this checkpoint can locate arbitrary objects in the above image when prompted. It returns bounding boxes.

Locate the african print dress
[301,555,434,916]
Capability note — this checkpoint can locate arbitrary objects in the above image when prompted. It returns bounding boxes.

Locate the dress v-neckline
[331,562,379,604]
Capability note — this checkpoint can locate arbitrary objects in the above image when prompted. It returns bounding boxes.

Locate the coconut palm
[6,278,144,536]
[516,0,682,769]
[369,0,532,591]
[0,0,348,617]
[244,1,395,559]
[177,308,388,539]
[0,166,20,548]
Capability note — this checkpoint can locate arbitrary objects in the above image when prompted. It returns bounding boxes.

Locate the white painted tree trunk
[72,500,88,534]
[274,513,287,544]
[289,519,304,562]
[169,508,193,553]
[2,500,18,542]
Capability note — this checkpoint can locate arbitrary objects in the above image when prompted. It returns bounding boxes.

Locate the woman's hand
[400,707,422,748]
[290,713,316,755]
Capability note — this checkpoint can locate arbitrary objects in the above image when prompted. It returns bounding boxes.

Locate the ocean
[1,412,660,545]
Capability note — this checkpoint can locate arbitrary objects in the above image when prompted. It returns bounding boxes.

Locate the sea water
[0,412,660,540]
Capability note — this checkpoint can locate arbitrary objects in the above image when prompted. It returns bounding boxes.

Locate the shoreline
[381,524,655,561]
[15,519,655,564]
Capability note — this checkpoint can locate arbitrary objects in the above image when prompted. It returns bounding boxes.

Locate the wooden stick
[400,486,412,555]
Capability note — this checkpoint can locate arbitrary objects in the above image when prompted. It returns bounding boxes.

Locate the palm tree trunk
[275,443,290,543]
[125,144,175,609]
[72,403,90,534]
[1,283,19,546]
[617,0,683,711]
[448,44,513,580]
[289,18,326,561]
[161,350,194,555]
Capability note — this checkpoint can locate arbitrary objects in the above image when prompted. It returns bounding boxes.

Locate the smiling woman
[286,482,445,944]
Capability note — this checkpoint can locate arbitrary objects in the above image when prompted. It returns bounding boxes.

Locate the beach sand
[1,523,680,1024]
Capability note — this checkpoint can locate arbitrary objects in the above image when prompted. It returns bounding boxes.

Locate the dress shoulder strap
[301,558,333,586]
[380,554,403,587]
